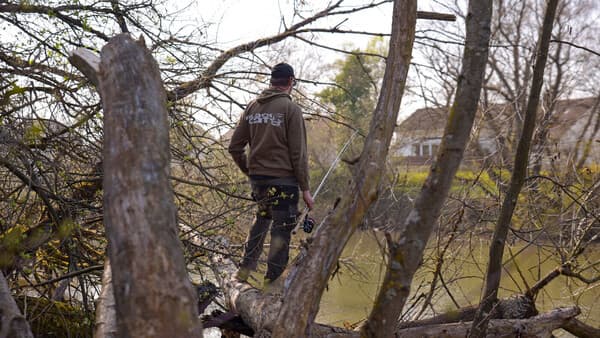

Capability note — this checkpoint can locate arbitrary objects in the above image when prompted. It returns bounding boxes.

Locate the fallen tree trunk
[211,271,582,338]
[203,237,587,338]
[198,234,353,337]
[397,295,537,330]
[192,230,595,338]
[562,317,600,338]
[396,307,579,338]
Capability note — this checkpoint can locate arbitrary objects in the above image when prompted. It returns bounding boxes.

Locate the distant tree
[317,38,386,135]
[470,0,560,336]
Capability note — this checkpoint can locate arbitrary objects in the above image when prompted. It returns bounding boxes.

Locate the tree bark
[469,1,559,337]
[397,307,579,338]
[94,259,117,338]
[202,235,353,337]
[0,272,33,338]
[562,317,600,338]
[100,34,201,337]
[361,1,493,337]
[271,1,417,336]
[397,295,536,330]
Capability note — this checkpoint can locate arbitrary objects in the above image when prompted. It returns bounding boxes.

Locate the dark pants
[240,181,299,281]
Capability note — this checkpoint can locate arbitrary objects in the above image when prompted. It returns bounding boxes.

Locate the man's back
[229,87,309,191]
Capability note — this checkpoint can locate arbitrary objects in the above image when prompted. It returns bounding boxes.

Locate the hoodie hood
[257,88,291,104]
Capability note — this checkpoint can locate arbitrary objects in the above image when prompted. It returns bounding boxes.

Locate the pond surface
[316,231,600,334]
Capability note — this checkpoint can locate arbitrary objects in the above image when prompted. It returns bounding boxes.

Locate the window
[422,144,430,157]
[413,144,420,156]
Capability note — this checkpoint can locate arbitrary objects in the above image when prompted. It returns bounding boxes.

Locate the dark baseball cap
[271,63,295,79]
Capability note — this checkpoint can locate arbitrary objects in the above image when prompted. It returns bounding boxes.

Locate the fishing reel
[302,215,316,233]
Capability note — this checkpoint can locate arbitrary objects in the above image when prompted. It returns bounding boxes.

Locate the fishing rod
[297,130,359,233]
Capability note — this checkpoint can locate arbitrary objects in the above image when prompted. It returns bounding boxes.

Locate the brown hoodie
[228,88,310,191]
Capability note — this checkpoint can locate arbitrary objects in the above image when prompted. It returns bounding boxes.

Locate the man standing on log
[228,62,314,285]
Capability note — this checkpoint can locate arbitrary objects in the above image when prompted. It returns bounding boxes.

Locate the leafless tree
[469,0,560,336]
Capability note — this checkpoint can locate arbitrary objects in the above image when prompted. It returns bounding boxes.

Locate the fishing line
[297,130,359,232]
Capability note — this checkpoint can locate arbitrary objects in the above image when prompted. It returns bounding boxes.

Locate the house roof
[548,97,598,138]
[397,106,447,134]
[396,97,598,141]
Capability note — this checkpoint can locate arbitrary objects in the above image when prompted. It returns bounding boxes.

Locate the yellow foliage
[24,121,45,144]
[15,296,93,337]
[57,218,78,240]
[0,225,26,251]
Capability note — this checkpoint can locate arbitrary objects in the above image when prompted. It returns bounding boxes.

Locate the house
[394,97,600,167]
[394,106,446,165]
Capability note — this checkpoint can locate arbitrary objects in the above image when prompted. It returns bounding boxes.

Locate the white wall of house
[556,113,600,165]
[478,137,498,154]
[397,137,442,157]
[396,136,501,158]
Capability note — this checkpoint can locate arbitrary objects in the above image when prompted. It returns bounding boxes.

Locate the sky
[198,0,395,48]
[172,0,456,119]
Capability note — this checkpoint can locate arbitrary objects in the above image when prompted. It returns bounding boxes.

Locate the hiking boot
[235,267,251,281]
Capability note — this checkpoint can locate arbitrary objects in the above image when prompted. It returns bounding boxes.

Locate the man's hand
[302,190,314,210]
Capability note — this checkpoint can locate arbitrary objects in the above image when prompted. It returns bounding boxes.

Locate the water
[316,231,600,332]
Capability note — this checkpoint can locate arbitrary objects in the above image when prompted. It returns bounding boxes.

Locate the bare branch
[551,39,600,58]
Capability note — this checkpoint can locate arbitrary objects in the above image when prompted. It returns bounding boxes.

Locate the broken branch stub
[68,47,100,87]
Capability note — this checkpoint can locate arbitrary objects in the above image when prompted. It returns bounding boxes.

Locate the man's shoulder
[279,97,301,111]
[266,96,301,112]
[245,99,259,111]
[288,100,302,112]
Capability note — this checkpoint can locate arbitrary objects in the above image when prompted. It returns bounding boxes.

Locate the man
[228,62,314,284]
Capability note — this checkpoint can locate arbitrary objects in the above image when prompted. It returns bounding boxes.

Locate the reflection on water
[316,231,600,333]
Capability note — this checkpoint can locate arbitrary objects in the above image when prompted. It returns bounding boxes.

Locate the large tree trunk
[0,272,33,338]
[469,1,560,337]
[361,1,493,337]
[100,34,201,337]
[270,1,417,336]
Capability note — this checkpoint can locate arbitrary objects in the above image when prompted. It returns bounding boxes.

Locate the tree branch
[550,39,600,58]
[363,0,493,336]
